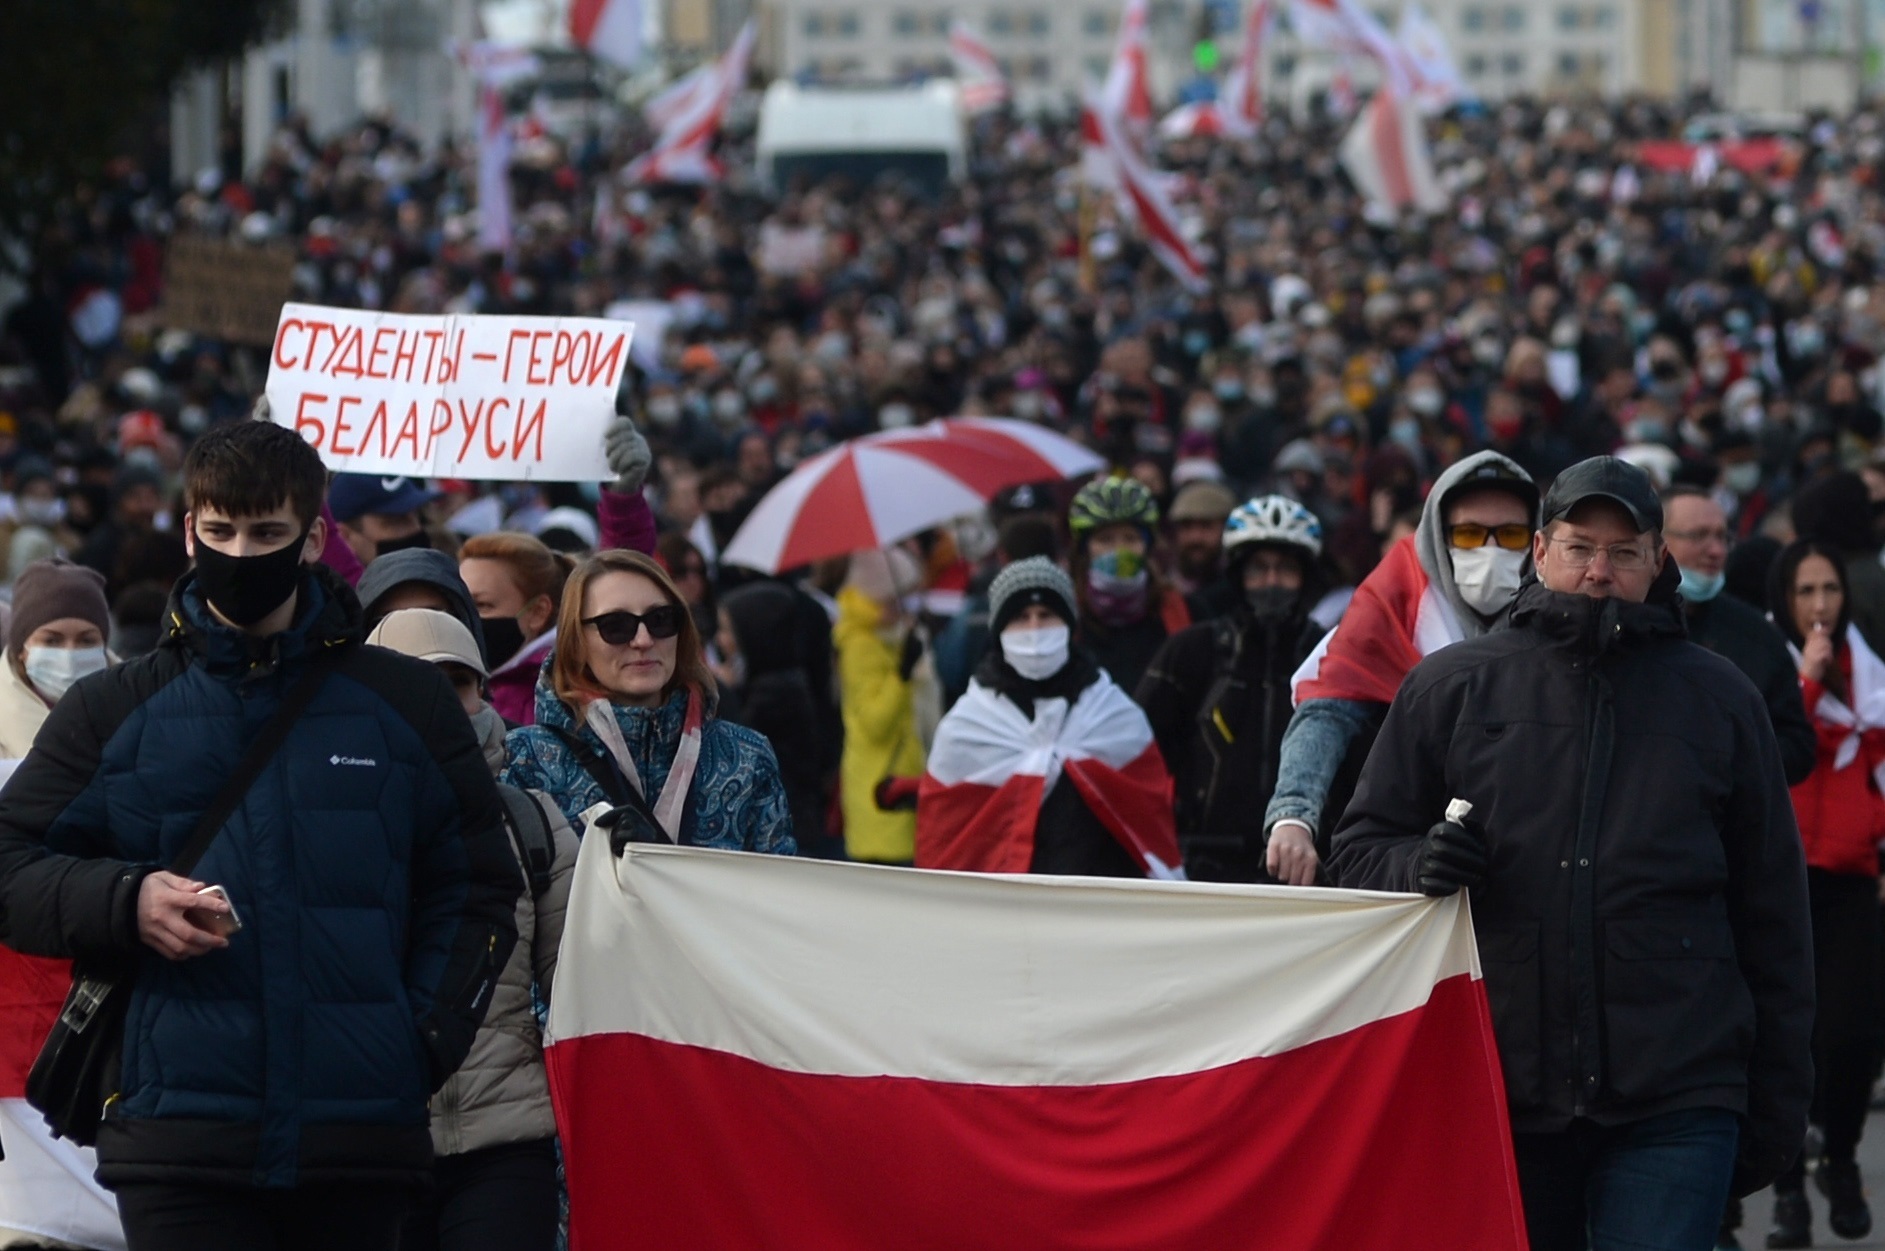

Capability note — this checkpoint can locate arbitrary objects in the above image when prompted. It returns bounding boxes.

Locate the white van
[756,80,967,196]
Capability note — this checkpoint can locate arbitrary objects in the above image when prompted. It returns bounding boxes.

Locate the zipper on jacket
[1569,669,1615,1116]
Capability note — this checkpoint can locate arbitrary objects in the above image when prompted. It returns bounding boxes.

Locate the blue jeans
[1513,1109,1741,1251]
[1262,697,1381,835]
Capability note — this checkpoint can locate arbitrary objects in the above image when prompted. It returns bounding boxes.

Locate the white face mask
[1449,546,1528,618]
[1000,624,1070,682]
[24,645,107,702]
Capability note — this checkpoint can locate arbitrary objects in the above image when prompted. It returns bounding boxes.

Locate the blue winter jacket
[503,671,796,855]
[0,567,521,1189]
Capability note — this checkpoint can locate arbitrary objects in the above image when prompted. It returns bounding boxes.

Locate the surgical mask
[1723,462,1761,495]
[1388,418,1422,453]
[24,645,107,702]
[1407,388,1445,417]
[879,403,915,430]
[1677,566,1725,603]
[1249,385,1278,408]
[1213,378,1245,402]
[1000,624,1070,681]
[18,497,64,527]
[646,394,682,427]
[1449,546,1527,618]
[192,527,309,627]
[1184,405,1222,434]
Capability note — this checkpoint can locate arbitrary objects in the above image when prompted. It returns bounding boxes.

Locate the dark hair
[996,515,1060,564]
[1767,539,1851,653]
[183,422,326,530]
[1658,484,1712,508]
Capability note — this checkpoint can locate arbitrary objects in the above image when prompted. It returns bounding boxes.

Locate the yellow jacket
[833,586,923,862]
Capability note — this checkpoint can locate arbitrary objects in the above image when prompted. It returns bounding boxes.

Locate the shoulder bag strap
[545,724,674,851]
[169,647,345,878]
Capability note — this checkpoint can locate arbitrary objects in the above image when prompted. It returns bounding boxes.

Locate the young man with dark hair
[0,421,521,1249]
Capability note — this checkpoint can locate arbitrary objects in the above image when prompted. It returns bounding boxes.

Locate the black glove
[898,629,925,682]
[1417,819,1488,896]
[1730,1131,1796,1199]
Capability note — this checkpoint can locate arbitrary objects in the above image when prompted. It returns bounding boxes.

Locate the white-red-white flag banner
[1220,0,1273,136]
[1092,93,1211,292]
[568,0,643,70]
[1289,0,1411,94]
[1340,87,1448,215]
[624,20,754,185]
[1397,0,1470,113]
[1103,0,1155,142]
[544,843,1528,1251]
[949,19,1010,114]
[641,62,715,132]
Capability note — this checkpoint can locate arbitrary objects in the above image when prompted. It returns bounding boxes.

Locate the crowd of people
[4,82,1885,1251]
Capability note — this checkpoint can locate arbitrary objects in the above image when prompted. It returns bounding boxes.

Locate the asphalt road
[1730,1112,1885,1249]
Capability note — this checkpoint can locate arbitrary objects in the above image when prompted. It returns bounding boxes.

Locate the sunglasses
[1447,523,1533,552]
[583,605,684,646]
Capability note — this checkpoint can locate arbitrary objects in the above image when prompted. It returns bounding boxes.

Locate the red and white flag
[1339,86,1448,215]
[1219,0,1274,137]
[1103,0,1155,143]
[1158,100,1229,139]
[544,843,1528,1251]
[0,945,125,1249]
[948,19,1010,114]
[1397,0,1469,113]
[917,674,1183,878]
[1289,0,1411,95]
[1078,95,1118,190]
[568,0,642,70]
[641,62,715,132]
[624,20,754,185]
[454,42,539,255]
[1292,536,1463,705]
[1091,92,1211,292]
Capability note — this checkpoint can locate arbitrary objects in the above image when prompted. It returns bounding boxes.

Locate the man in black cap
[1330,457,1813,1251]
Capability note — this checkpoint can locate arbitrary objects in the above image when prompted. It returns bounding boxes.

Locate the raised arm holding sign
[265,303,634,481]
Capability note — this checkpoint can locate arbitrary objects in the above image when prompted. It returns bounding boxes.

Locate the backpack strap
[498,784,554,900]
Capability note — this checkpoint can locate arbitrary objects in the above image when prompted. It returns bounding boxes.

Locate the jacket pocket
[1477,924,1544,1110]
[1601,915,1751,1106]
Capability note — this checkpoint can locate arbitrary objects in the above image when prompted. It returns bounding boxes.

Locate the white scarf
[583,689,705,842]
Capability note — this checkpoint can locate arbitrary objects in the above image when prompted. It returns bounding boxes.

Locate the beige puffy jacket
[430,715,578,1156]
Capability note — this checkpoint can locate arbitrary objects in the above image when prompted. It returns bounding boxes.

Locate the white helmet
[1223,495,1324,561]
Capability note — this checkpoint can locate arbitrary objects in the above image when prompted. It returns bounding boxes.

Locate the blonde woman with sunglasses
[500,549,796,854]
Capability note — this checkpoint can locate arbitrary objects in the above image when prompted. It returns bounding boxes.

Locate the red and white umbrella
[720,418,1103,574]
[1158,101,1228,139]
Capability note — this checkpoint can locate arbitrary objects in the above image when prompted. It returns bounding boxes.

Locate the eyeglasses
[583,605,684,646]
[1665,527,1733,549]
[1547,537,1656,572]
[1448,523,1533,551]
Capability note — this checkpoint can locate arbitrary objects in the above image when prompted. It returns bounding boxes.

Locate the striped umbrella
[720,418,1103,574]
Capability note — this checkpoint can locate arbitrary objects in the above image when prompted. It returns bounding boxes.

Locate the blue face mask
[1677,565,1725,604]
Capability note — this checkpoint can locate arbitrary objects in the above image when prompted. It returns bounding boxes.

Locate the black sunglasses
[583,605,684,646]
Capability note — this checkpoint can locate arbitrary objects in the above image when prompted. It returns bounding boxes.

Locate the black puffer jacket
[1330,576,1813,1194]
[1136,609,1325,881]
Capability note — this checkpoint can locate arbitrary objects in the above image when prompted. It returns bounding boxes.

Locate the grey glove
[251,395,272,422]
[604,414,652,494]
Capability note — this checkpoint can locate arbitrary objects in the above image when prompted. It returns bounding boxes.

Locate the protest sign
[158,236,297,346]
[265,304,633,480]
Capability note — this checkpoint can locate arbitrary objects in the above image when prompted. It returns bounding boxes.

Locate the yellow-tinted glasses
[1447,523,1532,551]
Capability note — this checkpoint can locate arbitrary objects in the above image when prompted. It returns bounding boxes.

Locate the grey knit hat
[988,557,1076,634]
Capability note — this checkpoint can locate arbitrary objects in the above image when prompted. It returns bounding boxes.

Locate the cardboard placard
[158,236,297,346]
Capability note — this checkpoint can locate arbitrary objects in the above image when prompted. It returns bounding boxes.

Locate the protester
[7,459,73,584]
[458,533,574,726]
[357,546,490,659]
[73,465,162,598]
[0,421,521,1248]
[917,557,1179,878]
[1165,480,1239,618]
[368,608,575,1251]
[833,547,925,865]
[1331,457,1813,1250]
[1660,486,1817,786]
[1757,540,1885,1247]
[1791,472,1885,659]
[930,513,1061,708]
[0,559,113,759]
[329,473,437,569]
[502,549,795,854]
[1066,476,1191,695]
[1264,451,1538,884]
[1137,497,1328,883]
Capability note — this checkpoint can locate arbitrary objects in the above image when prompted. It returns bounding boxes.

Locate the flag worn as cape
[1292,535,1463,705]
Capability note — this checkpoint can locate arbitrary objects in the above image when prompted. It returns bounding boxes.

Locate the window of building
[804,12,825,37]
[1465,53,1488,77]
[1558,51,1581,76]
[1086,54,1110,78]
[1502,51,1525,75]
[1084,9,1110,35]
[1557,6,1580,29]
[991,10,1015,34]
[1028,11,1050,35]
[893,11,919,35]
[835,10,860,37]
[1026,55,1054,80]
[1503,6,1525,30]
[1275,52,1296,77]
[1592,5,1616,27]
[1461,6,1485,32]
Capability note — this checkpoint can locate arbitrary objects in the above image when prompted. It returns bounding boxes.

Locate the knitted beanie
[988,556,1077,634]
[9,559,110,654]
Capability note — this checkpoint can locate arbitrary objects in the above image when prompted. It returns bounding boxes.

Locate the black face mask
[1245,586,1300,626]
[193,528,309,627]
[376,530,432,557]
[481,615,526,669]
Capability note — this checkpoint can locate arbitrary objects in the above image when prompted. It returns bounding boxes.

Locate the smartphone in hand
[186,885,244,938]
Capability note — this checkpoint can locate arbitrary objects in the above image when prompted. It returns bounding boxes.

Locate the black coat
[1329,579,1813,1193]
[1684,592,1817,786]
[1136,610,1325,881]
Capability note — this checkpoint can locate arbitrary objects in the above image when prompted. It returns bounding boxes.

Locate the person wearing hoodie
[717,580,838,858]
[834,548,926,864]
[1262,450,1540,886]
[1137,498,1329,882]
[357,547,490,660]
[367,609,575,1251]
[1330,458,1812,1250]
[1791,471,1885,659]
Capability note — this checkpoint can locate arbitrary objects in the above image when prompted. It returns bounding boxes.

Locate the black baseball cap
[1542,457,1663,533]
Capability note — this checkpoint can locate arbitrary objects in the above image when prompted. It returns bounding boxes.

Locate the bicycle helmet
[1069,476,1160,540]
[1222,495,1324,562]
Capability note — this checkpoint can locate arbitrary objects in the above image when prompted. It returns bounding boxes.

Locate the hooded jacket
[1412,449,1539,640]
[356,548,488,663]
[833,587,924,863]
[1330,574,1813,1195]
[0,565,521,1190]
[721,582,826,847]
